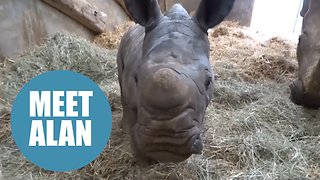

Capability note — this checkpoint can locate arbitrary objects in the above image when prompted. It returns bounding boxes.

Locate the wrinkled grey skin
[290,0,320,109]
[117,0,234,162]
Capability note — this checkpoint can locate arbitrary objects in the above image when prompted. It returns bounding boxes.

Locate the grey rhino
[300,0,309,17]
[116,0,235,162]
[290,0,320,109]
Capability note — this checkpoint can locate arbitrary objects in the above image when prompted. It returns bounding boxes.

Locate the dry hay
[209,21,298,83]
[0,21,320,180]
[93,21,135,50]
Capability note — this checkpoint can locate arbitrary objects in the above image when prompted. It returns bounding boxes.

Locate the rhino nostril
[190,135,203,154]
[134,74,138,84]
[205,77,212,90]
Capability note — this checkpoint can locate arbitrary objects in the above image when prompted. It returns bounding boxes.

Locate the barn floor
[0,21,320,180]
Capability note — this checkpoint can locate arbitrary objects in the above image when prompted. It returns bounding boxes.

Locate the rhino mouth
[144,134,203,162]
[132,107,204,162]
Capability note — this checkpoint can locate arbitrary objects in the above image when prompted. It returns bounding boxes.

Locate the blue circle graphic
[10,70,112,172]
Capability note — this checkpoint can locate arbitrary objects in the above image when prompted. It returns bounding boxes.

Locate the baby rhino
[117,0,234,162]
[290,0,320,109]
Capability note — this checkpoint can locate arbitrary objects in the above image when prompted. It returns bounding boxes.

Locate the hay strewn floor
[0,21,319,180]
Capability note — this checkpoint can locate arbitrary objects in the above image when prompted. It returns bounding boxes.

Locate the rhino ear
[193,0,235,31]
[124,0,163,26]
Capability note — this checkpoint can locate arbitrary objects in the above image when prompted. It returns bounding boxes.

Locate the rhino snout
[133,106,203,162]
[290,79,320,109]
[133,67,206,162]
[289,79,305,106]
[133,124,203,162]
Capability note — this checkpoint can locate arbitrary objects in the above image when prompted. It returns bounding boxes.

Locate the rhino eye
[205,77,212,90]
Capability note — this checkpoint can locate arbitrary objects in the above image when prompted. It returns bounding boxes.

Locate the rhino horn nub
[141,68,190,110]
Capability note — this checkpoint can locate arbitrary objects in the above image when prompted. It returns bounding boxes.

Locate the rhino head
[290,0,320,109]
[117,0,234,162]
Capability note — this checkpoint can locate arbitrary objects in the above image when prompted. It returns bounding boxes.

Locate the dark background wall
[163,0,256,27]
[226,0,256,27]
